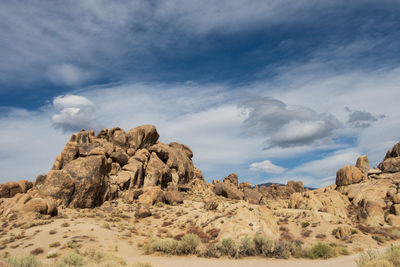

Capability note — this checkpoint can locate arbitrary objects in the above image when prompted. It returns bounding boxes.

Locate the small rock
[135,205,152,218]
[204,199,219,210]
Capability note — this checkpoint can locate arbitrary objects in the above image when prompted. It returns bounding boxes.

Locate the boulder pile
[0,125,205,218]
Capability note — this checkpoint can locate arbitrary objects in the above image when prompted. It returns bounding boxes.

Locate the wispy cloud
[249,160,286,174]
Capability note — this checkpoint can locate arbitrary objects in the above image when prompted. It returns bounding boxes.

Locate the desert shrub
[176,234,200,255]
[49,241,61,248]
[307,243,336,259]
[216,238,237,258]
[237,235,256,257]
[30,248,44,255]
[383,245,400,266]
[151,238,179,254]
[56,253,85,267]
[199,244,221,258]
[47,252,58,258]
[102,223,111,230]
[357,249,380,266]
[272,240,292,259]
[301,221,310,228]
[253,235,273,256]
[5,254,41,267]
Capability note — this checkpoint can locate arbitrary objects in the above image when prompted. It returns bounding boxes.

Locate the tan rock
[204,199,219,210]
[135,204,152,218]
[63,155,107,208]
[23,198,48,214]
[0,182,23,198]
[223,173,239,186]
[356,155,370,174]
[359,200,384,226]
[387,214,400,226]
[164,191,183,205]
[336,165,365,186]
[34,174,47,189]
[39,170,75,206]
[143,152,171,187]
[238,182,252,190]
[138,187,164,206]
[149,142,195,185]
[126,125,159,150]
[122,159,144,188]
[379,157,400,173]
[336,225,352,240]
[110,150,129,165]
[243,187,262,204]
[393,193,400,204]
[390,204,400,215]
[213,182,243,200]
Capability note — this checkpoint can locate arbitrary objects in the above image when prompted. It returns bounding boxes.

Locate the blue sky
[1,1,400,187]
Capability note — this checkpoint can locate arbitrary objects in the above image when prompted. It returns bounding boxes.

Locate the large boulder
[213,182,243,200]
[126,125,159,150]
[243,187,262,204]
[378,157,400,173]
[164,190,183,205]
[336,165,365,186]
[359,200,385,227]
[138,187,165,206]
[0,182,22,198]
[143,152,171,187]
[63,155,108,208]
[223,173,238,186]
[148,142,195,185]
[39,170,75,206]
[356,155,370,174]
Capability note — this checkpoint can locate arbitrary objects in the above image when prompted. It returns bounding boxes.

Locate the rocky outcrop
[336,165,365,186]
[259,181,304,199]
[213,181,243,200]
[356,155,370,174]
[0,180,33,198]
[0,125,205,218]
[359,200,385,227]
[223,173,238,186]
[378,142,400,173]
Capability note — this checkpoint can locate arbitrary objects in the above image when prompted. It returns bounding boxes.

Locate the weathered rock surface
[336,165,365,186]
[164,190,183,205]
[356,155,370,174]
[0,180,33,198]
[213,182,243,200]
[135,204,152,218]
[223,173,238,186]
[359,200,385,227]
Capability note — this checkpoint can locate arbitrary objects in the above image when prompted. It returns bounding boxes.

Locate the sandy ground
[127,254,359,267]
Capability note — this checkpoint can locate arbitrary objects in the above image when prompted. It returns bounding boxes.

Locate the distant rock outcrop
[0,125,205,218]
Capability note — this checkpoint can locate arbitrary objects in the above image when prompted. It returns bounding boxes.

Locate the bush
[253,235,274,256]
[151,238,179,254]
[5,254,42,267]
[150,234,200,255]
[307,243,336,259]
[56,253,85,267]
[176,234,200,255]
[217,238,237,258]
[383,245,400,266]
[237,236,256,257]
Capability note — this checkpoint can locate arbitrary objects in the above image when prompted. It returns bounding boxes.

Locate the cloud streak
[242,97,342,148]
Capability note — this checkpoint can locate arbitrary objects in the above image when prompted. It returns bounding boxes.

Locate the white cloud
[249,160,286,174]
[52,94,100,132]
[48,64,95,86]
